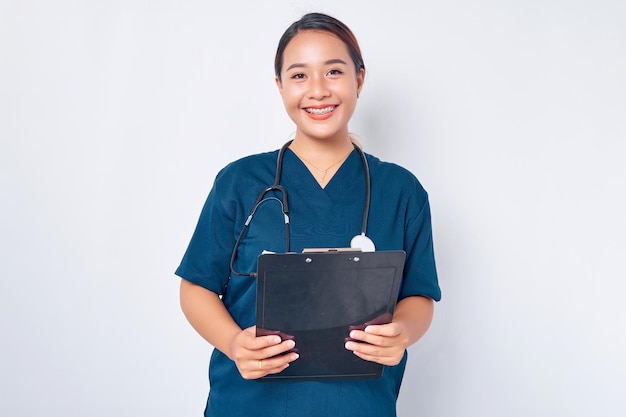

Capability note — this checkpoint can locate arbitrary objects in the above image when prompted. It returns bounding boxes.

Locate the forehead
[282,30,352,66]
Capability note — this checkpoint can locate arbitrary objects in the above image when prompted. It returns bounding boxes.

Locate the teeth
[305,106,335,115]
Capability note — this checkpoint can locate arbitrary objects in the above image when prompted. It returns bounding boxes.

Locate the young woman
[176,12,441,417]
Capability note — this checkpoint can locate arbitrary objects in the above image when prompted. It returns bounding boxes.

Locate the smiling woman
[275,29,364,182]
[175,12,440,417]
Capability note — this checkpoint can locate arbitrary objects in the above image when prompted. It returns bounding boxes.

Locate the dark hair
[274,13,365,81]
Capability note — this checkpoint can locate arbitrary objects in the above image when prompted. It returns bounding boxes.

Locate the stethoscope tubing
[229,140,371,277]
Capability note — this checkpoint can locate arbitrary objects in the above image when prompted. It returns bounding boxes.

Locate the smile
[304,105,337,115]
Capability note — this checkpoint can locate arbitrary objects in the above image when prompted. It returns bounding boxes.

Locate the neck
[289,135,355,163]
[288,136,355,188]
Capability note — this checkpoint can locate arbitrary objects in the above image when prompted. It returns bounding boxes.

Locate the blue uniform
[176,147,441,417]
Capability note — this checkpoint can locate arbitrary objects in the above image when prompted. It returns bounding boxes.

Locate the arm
[344,295,434,366]
[179,279,299,379]
[179,278,241,356]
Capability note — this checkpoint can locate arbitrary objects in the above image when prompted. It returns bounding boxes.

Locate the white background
[1,1,625,416]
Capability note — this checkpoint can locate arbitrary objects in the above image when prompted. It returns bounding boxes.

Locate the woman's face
[276,30,364,144]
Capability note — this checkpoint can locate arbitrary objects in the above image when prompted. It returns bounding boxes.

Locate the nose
[307,75,330,100]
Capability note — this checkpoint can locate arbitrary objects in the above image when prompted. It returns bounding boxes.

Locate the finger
[348,329,390,347]
[345,341,401,366]
[240,326,283,350]
[246,351,299,379]
[254,334,283,349]
[252,339,296,362]
[364,323,401,337]
[258,351,299,374]
[349,349,398,366]
[345,339,384,357]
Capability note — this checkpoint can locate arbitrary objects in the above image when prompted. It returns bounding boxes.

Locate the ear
[356,68,365,98]
[275,76,284,97]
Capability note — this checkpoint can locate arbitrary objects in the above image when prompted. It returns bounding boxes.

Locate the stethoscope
[229,140,375,278]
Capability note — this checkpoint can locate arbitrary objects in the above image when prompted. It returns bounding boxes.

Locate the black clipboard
[255,250,406,382]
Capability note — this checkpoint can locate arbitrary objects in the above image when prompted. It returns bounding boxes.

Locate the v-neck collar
[284,147,358,191]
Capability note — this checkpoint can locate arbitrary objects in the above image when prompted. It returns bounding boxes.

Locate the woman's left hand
[344,322,409,366]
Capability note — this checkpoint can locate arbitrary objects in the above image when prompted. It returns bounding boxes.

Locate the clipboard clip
[301,247,362,253]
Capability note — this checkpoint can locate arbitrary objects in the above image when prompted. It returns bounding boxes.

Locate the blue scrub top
[176,147,440,417]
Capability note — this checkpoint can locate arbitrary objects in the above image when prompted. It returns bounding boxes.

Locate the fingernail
[287,340,295,348]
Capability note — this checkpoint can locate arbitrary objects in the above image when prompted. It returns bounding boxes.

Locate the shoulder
[202,150,280,209]
[365,152,429,202]
[213,150,279,189]
[218,150,279,177]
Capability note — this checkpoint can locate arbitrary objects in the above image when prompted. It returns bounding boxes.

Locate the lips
[304,105,337,115]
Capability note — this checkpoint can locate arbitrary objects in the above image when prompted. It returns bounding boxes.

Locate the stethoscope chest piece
[350,233,376,252]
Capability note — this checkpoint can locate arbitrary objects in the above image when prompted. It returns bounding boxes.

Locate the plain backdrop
[1,1,625,416]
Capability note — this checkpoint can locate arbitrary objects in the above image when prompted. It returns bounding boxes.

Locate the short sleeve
[175,170,236,295]
[399,188,441,301]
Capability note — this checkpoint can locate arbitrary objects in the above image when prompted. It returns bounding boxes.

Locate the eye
[327,69,344,77]
[290,73,306,80]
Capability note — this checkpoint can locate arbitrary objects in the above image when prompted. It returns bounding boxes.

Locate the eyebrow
[285,59,349,72]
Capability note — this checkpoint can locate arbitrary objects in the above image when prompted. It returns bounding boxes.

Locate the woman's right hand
[229,326,299,379]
